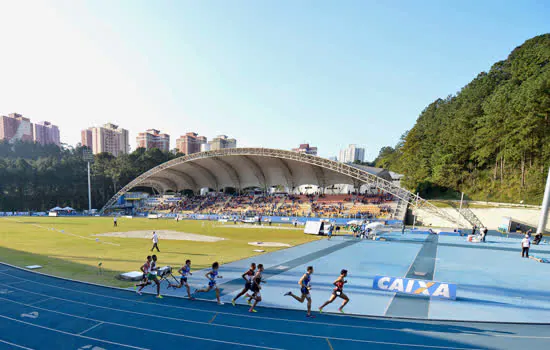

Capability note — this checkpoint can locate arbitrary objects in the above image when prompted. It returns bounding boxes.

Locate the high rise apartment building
[33,121,60,146]
[176,132,207,155]
[339,144,365,163]
[136,129,170,152]
[81,123,129,156]
[292,143,317,156]
[0,113,34,143]
[208,135,237,151]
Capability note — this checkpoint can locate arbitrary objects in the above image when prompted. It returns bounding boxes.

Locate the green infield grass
[0,217,320,287]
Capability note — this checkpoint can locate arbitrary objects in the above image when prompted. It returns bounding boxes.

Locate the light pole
[83,149,94,214]
[537,167,550,234]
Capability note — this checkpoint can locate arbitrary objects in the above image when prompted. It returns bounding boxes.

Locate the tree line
[374,34,550,204]
[0,141,180,211]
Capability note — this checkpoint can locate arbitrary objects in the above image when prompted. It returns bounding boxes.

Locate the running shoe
[156,295,163,299]
[306,314,316,318]
[339,309,345,314]
[218,301,224,305]
[249,309,257,313]
[232,299,236,306]
[284,291,292,296]
[318,308,323,314]
[136,290,142,295]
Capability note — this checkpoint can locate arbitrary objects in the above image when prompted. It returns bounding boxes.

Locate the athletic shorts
[180,277,188,283]
[332,289,343,297]
[147,273,158,280]
[244,282,252,290]
[301,286,311,297]
[208,280,218,289]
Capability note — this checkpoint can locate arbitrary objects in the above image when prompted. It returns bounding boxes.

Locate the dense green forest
[0,141,179,211]
[375,34,550,204]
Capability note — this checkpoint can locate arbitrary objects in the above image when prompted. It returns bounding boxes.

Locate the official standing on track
[151,231,160,252]
[113,216,118,227]
[521,234,531,258]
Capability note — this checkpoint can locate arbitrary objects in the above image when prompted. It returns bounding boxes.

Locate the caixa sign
[373,276,457,300]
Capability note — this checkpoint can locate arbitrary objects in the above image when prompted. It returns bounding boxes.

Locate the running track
[0,263,548,350]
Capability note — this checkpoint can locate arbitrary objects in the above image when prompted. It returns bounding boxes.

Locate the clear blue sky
[0,1,548,159]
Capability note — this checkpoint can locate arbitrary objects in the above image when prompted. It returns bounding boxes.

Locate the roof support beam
[187,162,219,190]
[273,157,295,190]
[211,157,241,190]
[241,156,267,189]
[164,168,199,191]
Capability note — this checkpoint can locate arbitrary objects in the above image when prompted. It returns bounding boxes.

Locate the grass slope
[0,217,320,287]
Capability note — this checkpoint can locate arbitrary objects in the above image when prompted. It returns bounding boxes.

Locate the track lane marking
[79,321,104,335]
[0,339,34,350]
[0,297,284,350]
[0,293,483,349]
[0,314,147,350]
[0,270,544,340]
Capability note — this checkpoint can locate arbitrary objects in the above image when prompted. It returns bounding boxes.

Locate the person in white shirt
[521,234,531,258]
[113,216,118,227]
[151,231,160,252]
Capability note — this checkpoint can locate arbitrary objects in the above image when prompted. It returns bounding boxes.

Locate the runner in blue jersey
[168,259,194,299]
[284,266,315,317]
[194,261,224,305]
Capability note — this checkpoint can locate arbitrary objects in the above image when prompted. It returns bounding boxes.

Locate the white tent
[49,206,63,212]
[366,222,384,229]
[62,206,74,211]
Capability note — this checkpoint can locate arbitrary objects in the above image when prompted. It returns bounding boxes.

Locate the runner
[319,269,349,313]
[135,255,152,295]
[168,259,194,299]
[194,261,224,305]
[284,266,315,317]
[231,263,256,306]
[248,264,265,313]
[149,255,162,298]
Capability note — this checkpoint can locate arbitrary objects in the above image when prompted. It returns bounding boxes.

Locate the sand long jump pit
[94,230,225,242]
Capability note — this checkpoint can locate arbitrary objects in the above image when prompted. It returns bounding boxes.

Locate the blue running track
[0,262,549,349]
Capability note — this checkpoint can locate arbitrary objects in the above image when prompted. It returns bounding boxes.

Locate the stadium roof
[100,148,467,227]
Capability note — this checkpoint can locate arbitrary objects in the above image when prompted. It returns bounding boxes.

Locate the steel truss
[99,148,466,226]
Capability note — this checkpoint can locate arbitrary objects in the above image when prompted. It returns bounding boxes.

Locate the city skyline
[0,2,548,159]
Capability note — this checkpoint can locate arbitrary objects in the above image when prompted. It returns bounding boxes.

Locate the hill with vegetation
[375,34,550,204]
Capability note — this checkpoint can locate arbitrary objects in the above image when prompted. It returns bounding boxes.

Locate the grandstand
[102,148,470,227]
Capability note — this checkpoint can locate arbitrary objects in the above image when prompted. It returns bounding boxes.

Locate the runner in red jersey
[318,269,349,313]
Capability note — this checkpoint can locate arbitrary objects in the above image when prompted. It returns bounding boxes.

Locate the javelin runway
[0,263,549,349]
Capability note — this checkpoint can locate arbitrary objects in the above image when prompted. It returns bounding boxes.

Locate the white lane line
[0,291,481,349]
[6,281,26,286]
[0,339,34,350]
[0,315,147,350]
[0,270,550,339]
[1,265,548,339]
[0,298,283,350]
[29,297,54,306]
[79,322,104,335]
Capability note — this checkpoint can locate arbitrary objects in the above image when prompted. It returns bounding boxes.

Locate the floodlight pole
[87,161,92,214]
[457,192,464,230]
[537,167,550,234]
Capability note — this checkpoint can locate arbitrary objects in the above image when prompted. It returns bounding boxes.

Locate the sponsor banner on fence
[373,275,456,300]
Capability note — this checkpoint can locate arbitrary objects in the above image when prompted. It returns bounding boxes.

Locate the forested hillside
[0,141,179,211]
[375,34,550,204]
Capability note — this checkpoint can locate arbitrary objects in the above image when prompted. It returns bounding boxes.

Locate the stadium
[2,147,550,349]
[1,4,550,349]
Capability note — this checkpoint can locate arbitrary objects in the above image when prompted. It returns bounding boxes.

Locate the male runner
[194,262,224,305]
[168,259,194,299]
[148,255,162,298]
[284,266,315,317]
[319,269,349,313]
[135,255,152,295]
[231,263,256,306]
[248,264,265,313]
